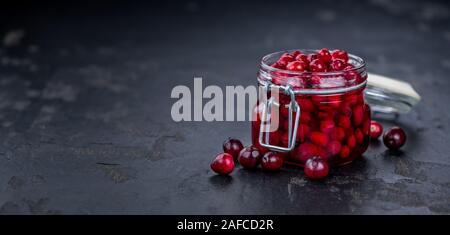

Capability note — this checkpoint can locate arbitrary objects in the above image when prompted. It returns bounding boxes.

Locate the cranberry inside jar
[252,49,370,167]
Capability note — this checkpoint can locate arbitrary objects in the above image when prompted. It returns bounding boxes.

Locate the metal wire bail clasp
[258,83,300,152]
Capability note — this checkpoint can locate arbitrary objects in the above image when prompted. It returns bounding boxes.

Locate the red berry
[300,112,311,123]
[383,127,406,150]
[345,70,362,84]
[327,141,342,155]
[295,53,310,64]
[296,97,314,112]
[317,48,332,63]
[280,132,290,147]
[344,64,355,70]
[352,106,364,126]
[310,131,329,147]
[261,152,284,171]
[238,145,262,169]
[329,59,346,71]
[309,75,323,87]
[271,62,284,69]
[309,59,327,72]
[280,105,289,118]
[331,49,349,62]
[296,124,310,142]
[330,127,346,141]
[338,115,351,128]
[276,53,295,67]
[355,128,364,144]
[346,135,356,148]
[211,153,235,175]
[340,146,350,159]
[223,138,244,160]
[307,53,318,62]
[286,60,308,72]
[370,121,383,139]
[320,119,335,133]
[304,157,329,180]
[294,143,318,163]
[291,50,302,58]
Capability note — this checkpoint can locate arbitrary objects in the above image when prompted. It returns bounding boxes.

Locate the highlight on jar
[208,48,420,180]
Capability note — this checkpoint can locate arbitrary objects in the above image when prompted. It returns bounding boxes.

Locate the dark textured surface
[0,0,449,214]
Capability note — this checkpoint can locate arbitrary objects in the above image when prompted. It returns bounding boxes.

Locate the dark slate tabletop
[0,0,449,214]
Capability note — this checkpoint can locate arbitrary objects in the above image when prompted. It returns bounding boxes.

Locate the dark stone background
[0,0,449,214]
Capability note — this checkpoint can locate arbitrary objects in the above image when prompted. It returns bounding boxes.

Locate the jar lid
[365,73,421,114]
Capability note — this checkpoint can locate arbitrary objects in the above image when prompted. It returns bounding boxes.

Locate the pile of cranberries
[272,48,351,73]
[211,138,285,175]
[212,123,406,179]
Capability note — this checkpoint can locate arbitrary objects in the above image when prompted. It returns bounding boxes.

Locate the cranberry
[223,138,244,160]
[286,60,308,72]
[238,145,262,169]
[329,59,346,71]
[294,143,318,163]
[352,106,364,126]
[320,119,335,133]
[291,50,302,58]
[309,59,327,72]
[307,53,318,62]
[317,48,332,63]
[304,157,329,180]
[327,141,342,155]
[295,53,310,64]
[296,97,314,112]
[346,134,356,148]
[300,112,311,123]
[309,75,322,87]
[271,62,284,69]
[276,53,295,67]
[296,124,310,142]
[331,49,349,62]
[330,127,346,141]
[340,146,350,159]
[280,132,290,147]
[355,128,364,144]
[310,131,329,147]
[344,64,355,70]
[383,127,407,150]
[211,153,235,175]
[370,120,383,139]
[261,152,284,171]
[345,70,362,84]
[338,115,351,128]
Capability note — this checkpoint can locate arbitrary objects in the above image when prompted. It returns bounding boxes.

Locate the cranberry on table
[383,127,407,150]
[211,153,235,175]
[261,152,284,171]
[238,145,262,169]
[223,138,244,160]
[370,120,383,139]
[304,157,329,180]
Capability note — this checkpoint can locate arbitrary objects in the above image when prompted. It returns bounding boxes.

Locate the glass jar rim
[260,49,366,76]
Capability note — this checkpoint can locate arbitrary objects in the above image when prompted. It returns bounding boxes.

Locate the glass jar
[252,49,370,167]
